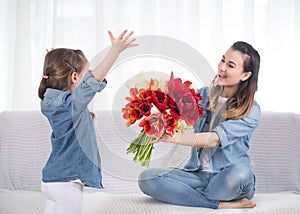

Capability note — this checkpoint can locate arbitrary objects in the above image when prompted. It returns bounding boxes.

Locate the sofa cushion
[0,111,51,191]
[0,110,300,195]
[0,111,188,193]
[248,111,300,193]
[1,189,300,214]
[95,110,300,194]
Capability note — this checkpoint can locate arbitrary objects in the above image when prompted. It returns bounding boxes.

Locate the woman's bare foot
[218,198,256,209]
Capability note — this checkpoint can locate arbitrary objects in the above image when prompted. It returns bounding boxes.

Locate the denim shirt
[184,87,261,172]
[41,71,107,188]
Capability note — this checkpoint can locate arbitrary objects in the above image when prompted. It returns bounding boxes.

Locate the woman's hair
[38,48,88,99]
[208,41,260,120]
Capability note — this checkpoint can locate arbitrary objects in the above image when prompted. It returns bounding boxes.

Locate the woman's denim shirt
[41,71,107,188]
[184,87,261,172]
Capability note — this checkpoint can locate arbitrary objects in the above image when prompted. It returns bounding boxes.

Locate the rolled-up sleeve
[83,71,107,93]
[72,70,107,113]
[212,102,261,148]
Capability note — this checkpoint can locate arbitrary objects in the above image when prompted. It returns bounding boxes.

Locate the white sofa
[0,110,300,214]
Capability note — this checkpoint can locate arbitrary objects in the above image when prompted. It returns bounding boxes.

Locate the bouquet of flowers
[122,72,203,167]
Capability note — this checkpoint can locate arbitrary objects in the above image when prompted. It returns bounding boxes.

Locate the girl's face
[217,48,251,97]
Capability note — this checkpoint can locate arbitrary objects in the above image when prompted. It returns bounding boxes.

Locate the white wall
[1,0,299,113]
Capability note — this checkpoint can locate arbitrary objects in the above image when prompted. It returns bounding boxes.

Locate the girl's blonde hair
[208,41,260,120]
[38,48,88,99]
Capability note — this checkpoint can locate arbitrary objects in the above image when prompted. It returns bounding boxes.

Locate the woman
[138,41,261,209]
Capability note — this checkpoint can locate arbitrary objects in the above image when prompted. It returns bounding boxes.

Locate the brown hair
[208,41,260,120]
[38,48,88,99]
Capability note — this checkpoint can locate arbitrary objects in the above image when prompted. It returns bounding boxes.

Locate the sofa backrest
[0,111,299,194]
[248,111,300,193]
[0,111,51,191]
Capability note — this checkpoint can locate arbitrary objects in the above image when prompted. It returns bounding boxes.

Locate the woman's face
[217,48,251,97]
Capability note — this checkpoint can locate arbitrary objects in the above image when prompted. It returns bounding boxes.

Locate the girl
[38,30,137,214]
[138,41,261,209]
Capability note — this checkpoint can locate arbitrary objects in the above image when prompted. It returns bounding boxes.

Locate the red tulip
[139,113,166,138]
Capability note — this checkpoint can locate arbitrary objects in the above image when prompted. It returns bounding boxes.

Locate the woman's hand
[108,30,138,53]
[152,132,181,144]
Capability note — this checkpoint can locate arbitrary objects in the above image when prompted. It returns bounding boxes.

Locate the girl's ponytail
[38,78,47,99]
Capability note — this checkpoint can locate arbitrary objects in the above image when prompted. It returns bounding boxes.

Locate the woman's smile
[218,73,227,81]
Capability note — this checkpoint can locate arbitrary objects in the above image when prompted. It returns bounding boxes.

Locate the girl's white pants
[41,181,83,214]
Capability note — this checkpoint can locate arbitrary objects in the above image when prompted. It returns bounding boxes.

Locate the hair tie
[42,75,49,79]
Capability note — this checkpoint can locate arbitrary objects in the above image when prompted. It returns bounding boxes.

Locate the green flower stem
[127,131,155,167]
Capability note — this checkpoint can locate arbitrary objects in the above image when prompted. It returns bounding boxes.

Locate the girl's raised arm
[92,30,138,82]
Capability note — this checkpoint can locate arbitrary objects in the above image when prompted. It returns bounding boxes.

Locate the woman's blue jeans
[138,164,255,209]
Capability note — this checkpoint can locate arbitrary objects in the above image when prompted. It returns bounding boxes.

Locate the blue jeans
[138,164,255,209]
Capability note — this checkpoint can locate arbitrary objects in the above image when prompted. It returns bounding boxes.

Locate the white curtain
[1,0,299,113]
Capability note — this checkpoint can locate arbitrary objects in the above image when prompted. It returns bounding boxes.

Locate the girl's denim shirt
[41,71,107,188]
[184,87,261,172]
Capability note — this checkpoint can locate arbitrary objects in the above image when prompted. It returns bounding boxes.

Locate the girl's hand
[46,48,54,53]
[108,30,138,53]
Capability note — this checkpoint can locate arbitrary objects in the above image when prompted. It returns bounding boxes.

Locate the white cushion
[0,110,300,195]
[1,189,300,214]
[248,111,300,193]
[0,111,51,191]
